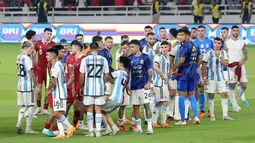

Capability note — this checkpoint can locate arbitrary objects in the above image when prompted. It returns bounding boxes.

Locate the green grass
[0,44,255,143]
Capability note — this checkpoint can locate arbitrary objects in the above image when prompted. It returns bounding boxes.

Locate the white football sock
[221,97,228,117]
[147,118,152,131]
[17,107,27,127]
[168,97,175,117]
[160,106,167,124]
[95,114,102,132]
[136,119,142,131]
[152,106,159,124]
[57,122,65,136]
[241,93,246,101]
[185,98,190,119]
[87,112,94,132]
[208,98,215,117]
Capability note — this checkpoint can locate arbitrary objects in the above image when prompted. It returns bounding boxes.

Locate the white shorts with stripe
[83,96,105,106]
[130,89,151,105]
[121,90,130,106]
[154,83,169,102]
[17,91,34,107]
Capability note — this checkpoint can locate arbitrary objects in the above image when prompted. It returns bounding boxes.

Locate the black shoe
[17,127,23,134]
[144,121,148,125]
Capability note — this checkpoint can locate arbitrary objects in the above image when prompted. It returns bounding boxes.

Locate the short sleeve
[79,58,86,74]
[26,57,33,71]
[154,55,161,65]
[34,42,39,51]
[144,54,152,70]
[51,64,60,78]
[104,58,109,74]
[203,51,209,62]
[170,45,177,56]
[111,71,119,79]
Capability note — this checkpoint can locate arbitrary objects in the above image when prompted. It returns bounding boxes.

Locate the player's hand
[144,82,151,90]
[204,78,208,85]
[239,60,245,66]
[198,76,204,86]
[104,95,108,100]
[126,87,131,96]
[215,50,220,56]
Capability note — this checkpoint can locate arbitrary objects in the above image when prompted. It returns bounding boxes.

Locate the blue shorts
[195,72,203,87]
[177,76,196,92]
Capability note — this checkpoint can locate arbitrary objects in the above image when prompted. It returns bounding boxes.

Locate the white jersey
[226,38,245,63]
[51,61,67,100]
[203,49,228,81]
[115,48,122,63]
[142,45,156,63]
[169,41,181,64]
[16,54,33,92]
[153,39,171,54]
[154,54,170,86]
[109,70,128,103]
[80,54,109,97]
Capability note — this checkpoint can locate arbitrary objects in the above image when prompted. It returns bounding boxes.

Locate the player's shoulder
[141,53,150,58]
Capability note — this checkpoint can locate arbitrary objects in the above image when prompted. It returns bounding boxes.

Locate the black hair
[71,40,79,46]
[47,47,58,56]
[119,56,130,70]
[59,39,67,44]
[182,26,189,31]
[121,41,129,46]
[197,25,206,29]
[25,30,36,40]
[179,28,191,36]
[169,28,178,38]
[129,39,140,46]
[105,36,113,41]
[144,25,152,29]
[92,35,103,43]
[52,45,64,51]
[90,42,99,49]
[161,41,169,46]
[231,25,239,30]
[146,32,155,37]
[221,27,229,31]
[159,27,166,30]
[44,28,52,33]
[121,35,129,40]
[75,34,83,38]
[72,41,83,51]
[191,27,197,30]
[214,37,223,43]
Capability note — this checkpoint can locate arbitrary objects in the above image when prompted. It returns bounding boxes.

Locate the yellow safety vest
[37,2,48,16]
[193,3,204,16]
[242,2,252,16]
[211,4,220,18]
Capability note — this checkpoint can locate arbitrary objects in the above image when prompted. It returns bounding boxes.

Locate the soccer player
[16,41,38,134]
[116,35,129,62]
[59,39,69,64]
[202,37,233,121]
[34,28,55,116]
[226,25,248,112]
[43,47,75,139]
[172,29,202,125]
[69,41,86,129]
[190,27,197,41]
[153,27,168,54]
[129,39,153,135]
[101,56,130,136]
[116,41,132,130]
[75,34,89,55]
[194,25,213,117]
[140,25,153,51]
[80,42,109,137]
[152,41,170,128]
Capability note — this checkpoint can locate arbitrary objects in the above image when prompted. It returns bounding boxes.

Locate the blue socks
[189,95,198,118]
[178,96,185,122]
[198,93,205,112]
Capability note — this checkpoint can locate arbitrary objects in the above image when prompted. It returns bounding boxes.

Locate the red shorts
[67,88,74,103]
[75,89,83,101]
[48,93,53,108]
[35,70,47,85]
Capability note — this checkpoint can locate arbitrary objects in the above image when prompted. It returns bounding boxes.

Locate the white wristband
[219,55,223,58]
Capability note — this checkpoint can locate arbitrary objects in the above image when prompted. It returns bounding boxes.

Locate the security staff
[209,0,221,24]
[36,0,49,23]
[192,0,204,24]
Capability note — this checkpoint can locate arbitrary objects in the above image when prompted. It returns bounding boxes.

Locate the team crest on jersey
[140,59,144,64]
[200,44,204,49]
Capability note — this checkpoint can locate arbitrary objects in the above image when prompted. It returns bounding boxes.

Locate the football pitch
[0,43,255,143]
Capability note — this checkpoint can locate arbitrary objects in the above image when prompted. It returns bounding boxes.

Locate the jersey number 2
[87,64,103,78]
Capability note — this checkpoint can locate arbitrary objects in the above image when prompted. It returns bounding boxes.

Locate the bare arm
[173,57,185,71]
[170,55,175,69]
[154,63,165,78]
[197,55,202,68]
[220,56,229,66]
[80,73,85,88]
[201,62,207,78]
[242,44,248,62]
[47,77,57,91]
[147,68,153,83]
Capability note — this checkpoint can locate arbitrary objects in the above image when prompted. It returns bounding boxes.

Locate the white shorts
[154,83,169,102]
[105,82,110,95]
[205,80,228,94]
[17,91,34,107]
[53,99,67,112]
[121,90,130,106]
[223,71,229,84]
[169,79,177,90]
[130,89,151,105]
[83,96,105,106]
[228,66,248,84]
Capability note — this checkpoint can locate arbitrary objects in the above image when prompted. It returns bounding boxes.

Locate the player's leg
[152,86,161,127]
[101,99,113,135]
[64,88,74,117]
[77,100,86,130]
[118,106,128,130]
[207,93,215,121]
[197,86,205,117]
[83,96,94,136]
[237,67,248,106]
[42,113,57,137]
[187,77,200,124]
[16,92,28,134]
[130,90,142,133]
[143,89,153,135]
[34,82,42,115]
[159,84,170,127]
[94,96,105,137]
[175,76,187,125]
[167,79,176,122]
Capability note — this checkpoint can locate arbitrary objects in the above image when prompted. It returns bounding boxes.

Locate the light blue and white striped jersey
[51,60,67,100]
[109,70,128,103]
[80,54,109,96]
[142,45,156,82]
[203,49,228,81]
[153,54,170,86]
[169,41,181,64]
[16,54,33,92]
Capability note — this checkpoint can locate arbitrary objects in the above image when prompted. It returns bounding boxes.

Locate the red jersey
[74,55,85,94]
[34,40,55,71]
[65,54,75,88]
